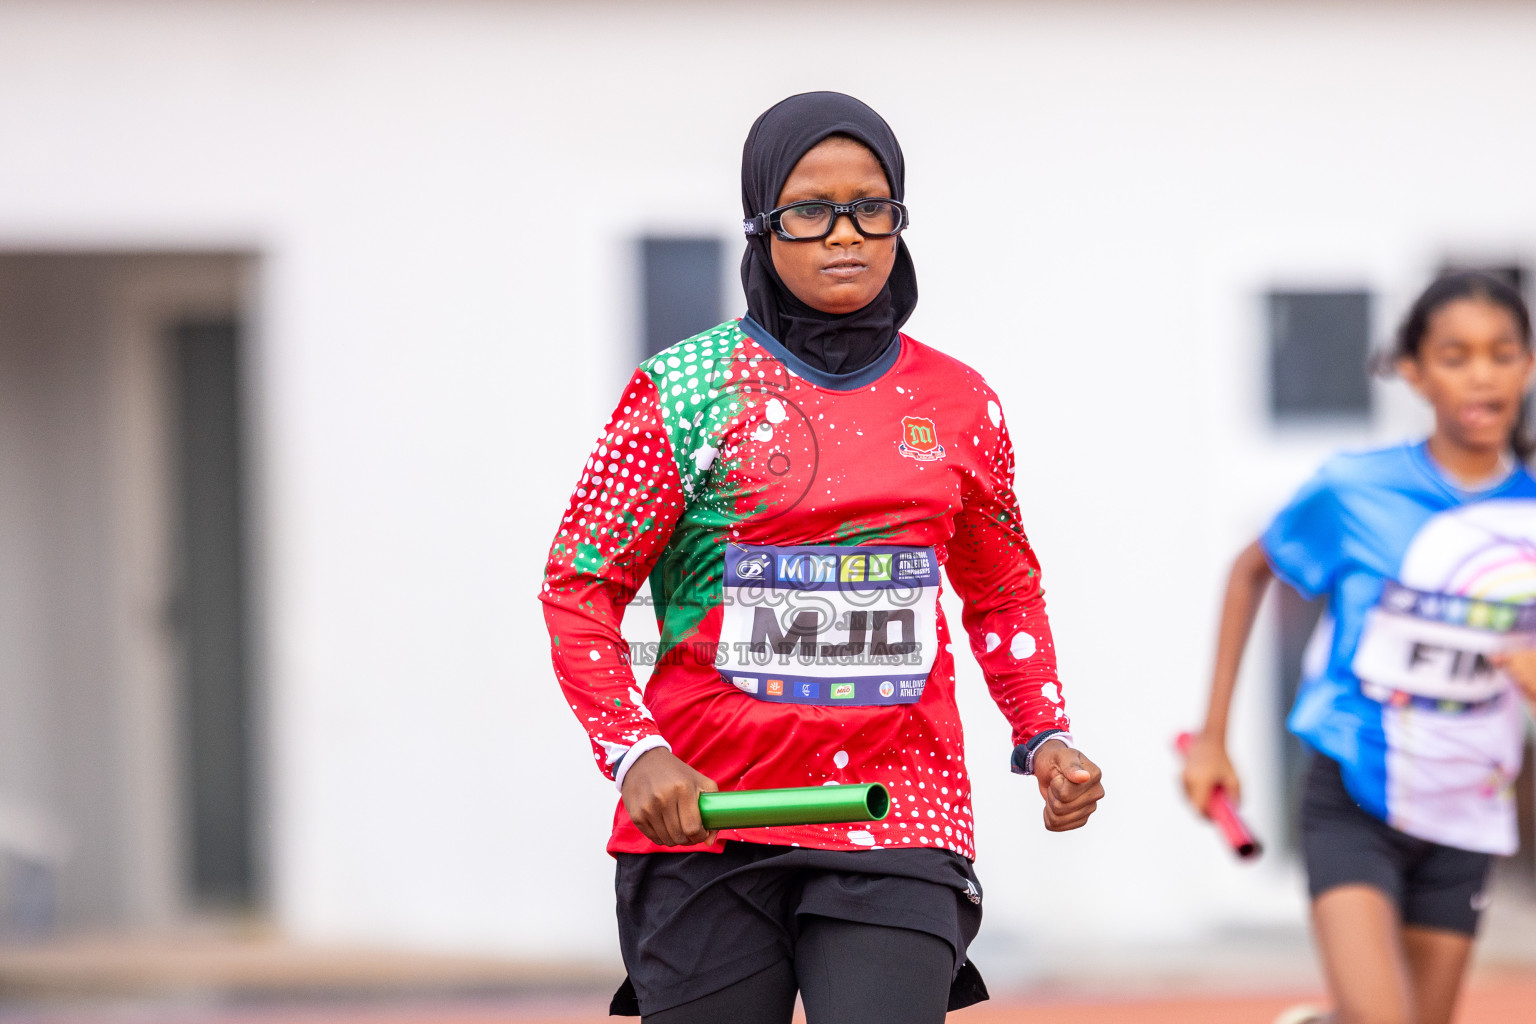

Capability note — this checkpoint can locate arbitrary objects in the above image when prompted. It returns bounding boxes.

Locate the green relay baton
[698,783,891,830]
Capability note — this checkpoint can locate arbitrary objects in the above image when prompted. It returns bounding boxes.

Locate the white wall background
[0,0,1531,968]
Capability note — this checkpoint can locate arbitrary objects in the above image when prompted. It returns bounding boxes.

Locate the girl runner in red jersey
[1184,272,1536,1024]
[541,91,1103,1023]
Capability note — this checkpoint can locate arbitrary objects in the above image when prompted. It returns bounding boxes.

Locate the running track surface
[39,975,1526,1024]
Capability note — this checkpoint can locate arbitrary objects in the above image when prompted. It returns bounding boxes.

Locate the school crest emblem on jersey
[898,415,946,461]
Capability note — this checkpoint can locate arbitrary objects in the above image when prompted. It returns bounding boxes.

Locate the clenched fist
[1032,742,1105,832]
[620,747,720,847]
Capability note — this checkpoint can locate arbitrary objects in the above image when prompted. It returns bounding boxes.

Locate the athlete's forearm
[1200,540,1275,744]
[541,367,691,778]
[948,413,1069,745]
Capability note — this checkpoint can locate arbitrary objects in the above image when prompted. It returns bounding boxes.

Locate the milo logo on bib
[718,543,941,706]
[1353,581,1536,710]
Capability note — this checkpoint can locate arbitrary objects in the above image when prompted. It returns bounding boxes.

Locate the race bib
[717,544,941,706]
[1352,582,1536,707]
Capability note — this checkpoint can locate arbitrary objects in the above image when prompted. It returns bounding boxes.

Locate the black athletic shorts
[1301,754,1492,936]
[611,840,987,1017]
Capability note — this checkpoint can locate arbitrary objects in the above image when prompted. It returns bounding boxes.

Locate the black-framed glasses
[743,198,910,242]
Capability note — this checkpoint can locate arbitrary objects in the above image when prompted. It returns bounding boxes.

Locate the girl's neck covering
[740,91,918,376]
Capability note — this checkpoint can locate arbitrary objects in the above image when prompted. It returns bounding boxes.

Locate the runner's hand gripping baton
[1175,733,1263,860]
[698,783,891,830]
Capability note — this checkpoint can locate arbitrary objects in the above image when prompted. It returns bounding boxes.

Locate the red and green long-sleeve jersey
[540,318,1070,857]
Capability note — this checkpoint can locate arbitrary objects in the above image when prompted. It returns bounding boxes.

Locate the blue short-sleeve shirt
[1263,442,1536,854]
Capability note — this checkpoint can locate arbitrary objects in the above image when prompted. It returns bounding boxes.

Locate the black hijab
[740,92,918,375]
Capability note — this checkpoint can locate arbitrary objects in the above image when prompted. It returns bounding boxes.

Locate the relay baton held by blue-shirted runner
[1176,732,1263,860]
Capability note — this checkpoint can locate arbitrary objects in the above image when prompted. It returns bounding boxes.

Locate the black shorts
[1301,755,1492,936]
[611,840,987,1017]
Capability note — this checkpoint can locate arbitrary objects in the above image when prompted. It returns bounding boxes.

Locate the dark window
[1267,290,1372,421]
[172,318,256,909]
[641,238,723,360]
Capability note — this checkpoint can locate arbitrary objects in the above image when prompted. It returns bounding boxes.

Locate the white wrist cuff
[614,735,672,792]
[1025,731,1075,774]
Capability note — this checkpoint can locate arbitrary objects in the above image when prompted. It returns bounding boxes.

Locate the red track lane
[159,973,1536,1024]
